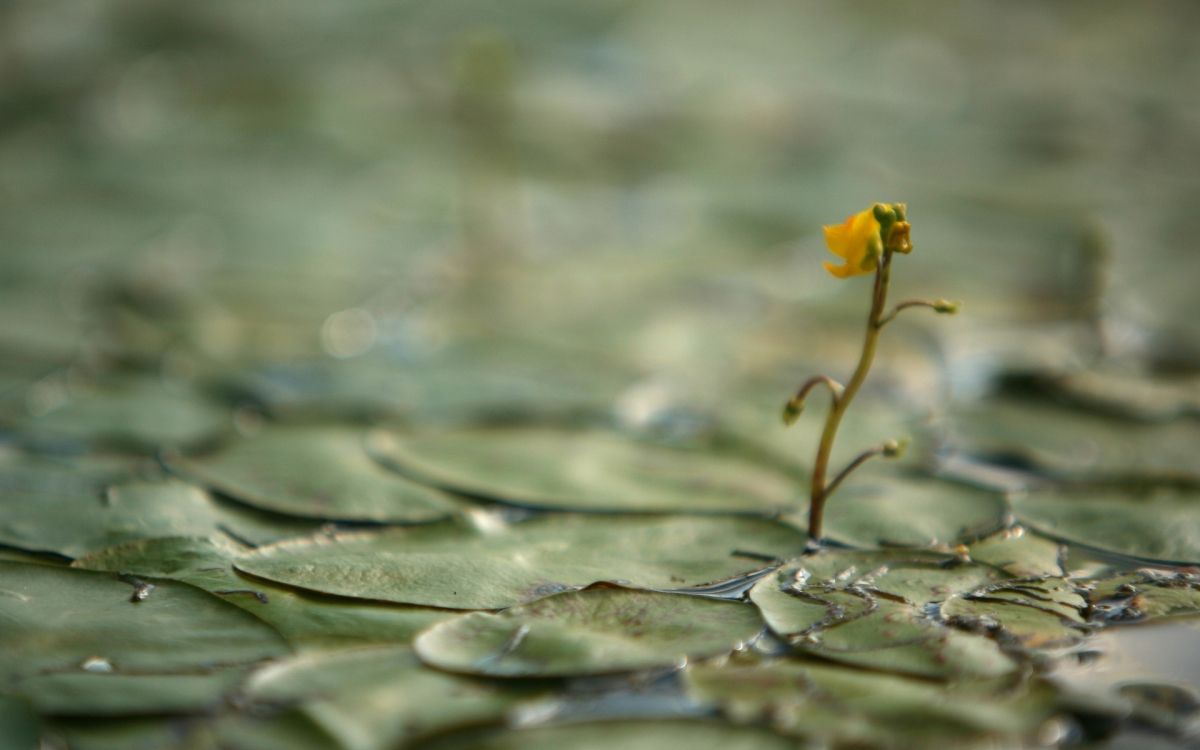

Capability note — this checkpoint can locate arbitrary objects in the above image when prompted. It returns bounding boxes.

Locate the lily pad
[0,455,315,558]
[1086,570,1200,622]
[13,669,248,717]
[243,646,541,750]
[789,472,1008,547]
[0,561,288,684]
[167,425,465,523]
[7,375,230,451]
[1011,486,1200,564]
[949,398,1200,484]
[966,527,1065,578]
[418,720,798,750]
[367,424,797,514]
[235,514,806,609]
[750,553,1015,679]
[940,578,1090,649]
[415,587,763,677]
[73,537,449,649]
[684,659,1067,748]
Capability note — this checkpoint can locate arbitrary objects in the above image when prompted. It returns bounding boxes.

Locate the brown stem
[877,300,933,327]
[807,249,893,542]
[822,445,887,501]
[784,375,844,419]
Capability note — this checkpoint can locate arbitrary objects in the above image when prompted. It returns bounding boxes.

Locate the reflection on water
[1053,618,1200,746]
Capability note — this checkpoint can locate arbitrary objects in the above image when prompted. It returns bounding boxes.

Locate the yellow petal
[822,207,881,278]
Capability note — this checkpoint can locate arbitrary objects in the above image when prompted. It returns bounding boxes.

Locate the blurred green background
[3,0,1199,420]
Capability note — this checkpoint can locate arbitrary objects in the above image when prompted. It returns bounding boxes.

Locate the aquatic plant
[784,203,959,547]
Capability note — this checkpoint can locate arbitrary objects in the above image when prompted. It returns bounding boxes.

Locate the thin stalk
[807,249,893,542]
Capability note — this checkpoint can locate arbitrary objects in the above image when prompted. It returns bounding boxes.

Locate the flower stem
[807,248,893,543]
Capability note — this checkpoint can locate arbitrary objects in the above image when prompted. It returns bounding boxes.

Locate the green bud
[882,438,908,458]
[891,203,907,222]
[933,299,960,314]
[782,398,804,426]
[872,203,896,224]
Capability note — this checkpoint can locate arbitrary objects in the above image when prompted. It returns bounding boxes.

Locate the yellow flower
[822,207,883,279]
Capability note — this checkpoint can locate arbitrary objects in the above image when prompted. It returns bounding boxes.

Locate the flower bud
[932,299,960,314]
[782,397,804,426]
[872,203,896,224]
[882,438,908,458]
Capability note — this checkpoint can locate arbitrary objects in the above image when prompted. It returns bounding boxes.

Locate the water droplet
[81,656,113,673]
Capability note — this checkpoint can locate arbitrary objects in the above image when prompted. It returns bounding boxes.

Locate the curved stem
[807,250,893,542]
[822,445,887,501]
[785,375,844,416]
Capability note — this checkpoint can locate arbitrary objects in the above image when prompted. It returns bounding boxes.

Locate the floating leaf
[415,587,763,677]
[74,537,448,649]
[6,375,229,451]
[14,670,248,717]
[243,646,541,750]
[787,473,1008,547]
[1011,486,1200,564]
[940,578,1089,649]
[684,659,1067,748]
[966,527,1065,578]
[949,399,1200,484]
[419,720,797,750]
[1086,570,1200,622]
[750,553,1015,679]
[0,561,288,684]
[0,455,314,558]
[168,425,465,523]
[368,424,797,514]
[235,514,805,609]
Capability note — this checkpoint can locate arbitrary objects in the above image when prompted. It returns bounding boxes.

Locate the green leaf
[13,670,248,718]
[750,553,1015,679]
[243,646,541,750]
[0,695,39,750]
[6,375,230,452]
[789,473,1008,547]
[168,425,465,523]
[684,659,1066,748]
[418,720,798,750]
[1086,570,1200,622]
[966,528,1065,578]
[1011,486,1200,564]
[950,398,1200,484]
[74,537,448,649]
[0,455,315,558]
[234,514,806,609]
[368,424,797,514]
[0,561,288,684]
[415,587,763,677]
